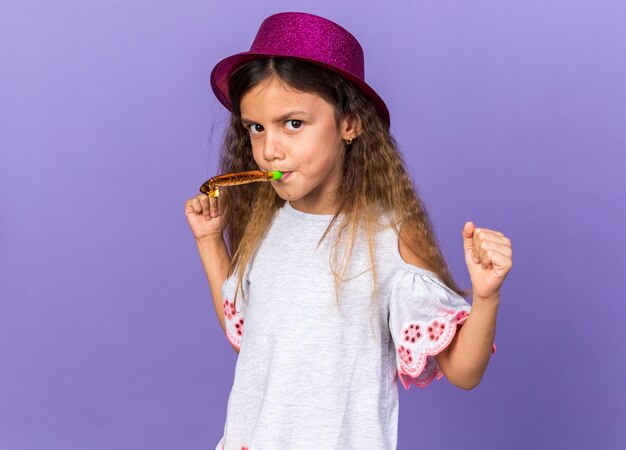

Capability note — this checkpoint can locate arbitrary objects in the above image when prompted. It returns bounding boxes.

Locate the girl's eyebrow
[241,110,308,125]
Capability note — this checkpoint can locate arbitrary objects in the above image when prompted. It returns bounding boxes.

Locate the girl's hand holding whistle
[184,191,225,243]
[184,170,283,242]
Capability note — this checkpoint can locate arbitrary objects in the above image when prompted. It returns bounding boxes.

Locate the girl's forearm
[195,237,231,334]
[446,293,499,389]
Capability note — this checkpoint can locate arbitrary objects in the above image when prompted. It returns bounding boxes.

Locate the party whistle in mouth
[200,170,284,198]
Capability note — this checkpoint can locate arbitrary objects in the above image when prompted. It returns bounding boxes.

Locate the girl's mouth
[279,171,292,181]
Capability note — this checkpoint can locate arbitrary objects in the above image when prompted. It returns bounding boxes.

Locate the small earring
[345,138,353,145]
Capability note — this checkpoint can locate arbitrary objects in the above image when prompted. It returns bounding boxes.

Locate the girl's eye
[248,123,263,134]
[285,119,303,131]
[246,120,303,135]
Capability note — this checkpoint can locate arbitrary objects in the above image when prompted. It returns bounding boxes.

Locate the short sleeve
[388,270,497,390]
[221,267,250,351]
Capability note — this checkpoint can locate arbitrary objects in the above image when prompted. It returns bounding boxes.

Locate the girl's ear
[341,113,363,139]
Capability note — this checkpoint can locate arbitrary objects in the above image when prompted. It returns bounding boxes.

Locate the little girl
[185,12,511,450]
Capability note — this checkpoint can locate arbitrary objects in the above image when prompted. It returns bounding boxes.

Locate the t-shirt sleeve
[388,269,497,390]
[221,268,249,351]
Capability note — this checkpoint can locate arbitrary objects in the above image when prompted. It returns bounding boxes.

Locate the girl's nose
[262,133,285,161]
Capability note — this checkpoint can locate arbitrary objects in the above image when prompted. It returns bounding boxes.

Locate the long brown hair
[217,58,469,311]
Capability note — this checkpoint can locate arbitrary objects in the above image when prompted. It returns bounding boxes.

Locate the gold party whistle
[199,170,284,198]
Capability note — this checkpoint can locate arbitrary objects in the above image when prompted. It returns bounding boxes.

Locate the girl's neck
[289,198,338,216]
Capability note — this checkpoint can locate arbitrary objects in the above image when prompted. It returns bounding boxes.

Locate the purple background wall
[1,1,624,449]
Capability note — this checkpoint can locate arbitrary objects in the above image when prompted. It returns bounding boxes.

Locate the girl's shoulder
[373,212,440,281]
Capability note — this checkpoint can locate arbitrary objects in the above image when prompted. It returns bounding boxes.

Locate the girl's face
[240,77,358,215]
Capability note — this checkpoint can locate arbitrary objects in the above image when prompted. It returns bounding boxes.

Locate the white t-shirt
[216,201,495,449]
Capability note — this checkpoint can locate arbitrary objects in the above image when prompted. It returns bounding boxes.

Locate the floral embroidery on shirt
[427,320,446,342]
[234,317,244,336]
[223,298,244,336]
[454,309,469,323]
[223,299,236,320]
[398,345,414,367]
[402,323,422,343]
[223,298,244,349]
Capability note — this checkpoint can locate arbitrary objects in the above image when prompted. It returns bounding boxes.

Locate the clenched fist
[462,221,512,301]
